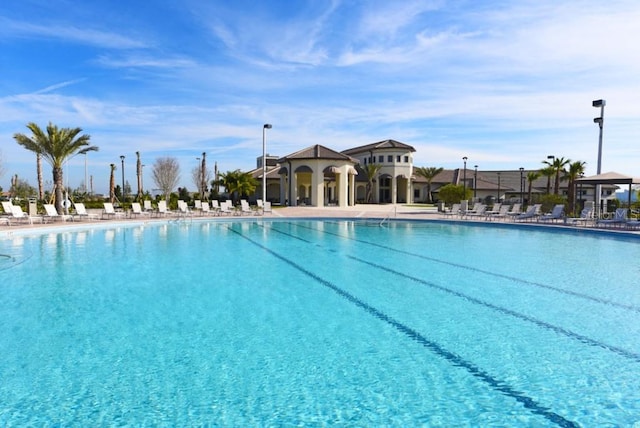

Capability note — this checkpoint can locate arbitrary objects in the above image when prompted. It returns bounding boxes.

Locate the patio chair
[240,199,253,215]
[130,202,150,218]
[73,203,100,221]
[102,202,125,220]
[565,208,593,226]
[143,200,154,213]
[442,203,460,218]
[465,204,487,219]
[44,204,73,222]
[487,204,510,221]
[514,204,541,222]
[485,203,502,216]
[596,208,628,228]
[11,205,44,225]
[177,200,193,217]
[538,204,565,222]
[201,201,217,216]
[263,201,272,214]
[506,203,522,219]
[219,201,234,216]
[156,200,170,217]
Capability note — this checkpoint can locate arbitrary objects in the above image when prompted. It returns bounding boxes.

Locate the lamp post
[473,165,478,201]
[519,167,525,206]
[120,155,125,205]
[593,99,606,216]
[262,124,272,204]
[497,172,501,202]
[462,157,468,198]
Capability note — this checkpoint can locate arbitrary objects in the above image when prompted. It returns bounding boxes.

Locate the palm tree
[414,166,443,203]
[566,161,586,214]
[219,169,257,205]
[543,157,570,195]
[109,163,116,203]
[14,122,98,213]
[361,164,382,203]
[526,171,541,204]
[540,165,555,194]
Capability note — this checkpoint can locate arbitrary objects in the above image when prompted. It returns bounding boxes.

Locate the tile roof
[341,139,416,155]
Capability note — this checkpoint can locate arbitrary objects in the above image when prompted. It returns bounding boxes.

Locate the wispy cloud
[0,17,147,49]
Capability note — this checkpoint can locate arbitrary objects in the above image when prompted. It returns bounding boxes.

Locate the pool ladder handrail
[379,206,397,227]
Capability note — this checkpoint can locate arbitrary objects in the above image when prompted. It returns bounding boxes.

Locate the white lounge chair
[263,201,272,214]
[465,204,487,219]
[538,204,565,222]
[143,200,154,213]
[44,204,73,222]
[219,201,234,216]
[442,203,460,218]
[506,203,522,219]
[201,201,217,216]
[11,205,44,225]
[487,204,510,221]
[210,200,221,215]
[130,202,150,218]
[73,202,100,221]
[177,200,192,217]
[514,204,541,222]
[156,200,170,217]
[240,199,253,215]
[102,202,125,220]
[566,208,593,226]
[597,208,628,228]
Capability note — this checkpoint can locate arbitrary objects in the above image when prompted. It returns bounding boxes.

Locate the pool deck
[1,204,639,235]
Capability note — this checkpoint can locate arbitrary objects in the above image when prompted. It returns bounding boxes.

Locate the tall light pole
[462,156,468,199]
[262,124,272,203]
[593,99,606,216]
[120,155,125,204]
[473,165,478,200]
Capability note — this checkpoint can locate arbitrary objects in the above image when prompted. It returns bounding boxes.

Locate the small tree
[437,184,470,205]
[152,157,180,202]
[361,164,382,203]
[219,169,257,205]
[526,171,541,204]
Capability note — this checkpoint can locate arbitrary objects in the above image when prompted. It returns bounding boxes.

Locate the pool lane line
[289,221,640,315]
[225,224,578,428]
[266,223,640,364]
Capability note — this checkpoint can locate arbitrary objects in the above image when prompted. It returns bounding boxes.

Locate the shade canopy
[576,171,640,185]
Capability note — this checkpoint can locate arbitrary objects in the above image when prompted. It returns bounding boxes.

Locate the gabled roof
[278,144,357,163]
[341,139,416,155]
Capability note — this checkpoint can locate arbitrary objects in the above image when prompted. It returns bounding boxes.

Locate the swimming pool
[1,219,639,426]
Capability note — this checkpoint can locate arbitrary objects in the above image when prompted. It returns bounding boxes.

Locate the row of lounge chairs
[1,199,272,226]
[440,202,639,228]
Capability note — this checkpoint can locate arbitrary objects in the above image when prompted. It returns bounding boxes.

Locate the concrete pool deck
[1,203,639,235]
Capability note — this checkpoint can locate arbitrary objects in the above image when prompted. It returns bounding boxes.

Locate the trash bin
[28,198,38,216]
[437,202,445,212]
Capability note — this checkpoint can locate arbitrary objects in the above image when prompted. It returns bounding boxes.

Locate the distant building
[249,139,611,208]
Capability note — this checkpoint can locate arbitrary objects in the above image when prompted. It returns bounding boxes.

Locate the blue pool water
[1,219,639,426]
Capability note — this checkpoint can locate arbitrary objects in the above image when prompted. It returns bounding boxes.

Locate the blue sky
[1,0,639,194]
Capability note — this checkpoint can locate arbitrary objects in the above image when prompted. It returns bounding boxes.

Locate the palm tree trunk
[37,153,44,200]
[53,166,64,214]
[109,164,116,203]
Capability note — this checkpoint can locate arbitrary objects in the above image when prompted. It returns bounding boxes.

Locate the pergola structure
[577,171,640,212]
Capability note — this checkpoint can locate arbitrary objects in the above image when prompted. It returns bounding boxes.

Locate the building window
[364,157,367,165]
[378,155,384,163]
[387,155,393,162]
[414,189,420,198]
[397,155,401,162]
[404,156,409,163]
